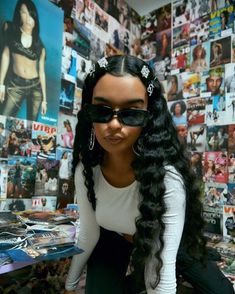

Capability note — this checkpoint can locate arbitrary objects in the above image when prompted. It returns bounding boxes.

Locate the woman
[189,126,205,151]
[204,159,216,182]
[59,151,70,180]
[7,131,20,155]
[170,100,187,126]
[160,32,168,58]
[0,0,47,121]
[190,152,203,179]
[167,75,183,101]
[65,55,233,294]
[210,42,223,67]
[61,119,74,149]
[208,132,220,151]
[190,44,208,73]
[220,10,229,31]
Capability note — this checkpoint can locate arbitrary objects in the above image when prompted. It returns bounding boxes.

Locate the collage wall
[140,0,235,281]
[0,0,141,213]
[0,0,235,286]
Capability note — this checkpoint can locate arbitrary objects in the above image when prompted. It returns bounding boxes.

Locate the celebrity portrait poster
[0,0,63,125]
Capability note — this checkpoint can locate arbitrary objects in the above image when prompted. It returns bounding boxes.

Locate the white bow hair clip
[97,57,108,68]
[141,65,150,79]
[89,64,96,76]
[147,83,154,96]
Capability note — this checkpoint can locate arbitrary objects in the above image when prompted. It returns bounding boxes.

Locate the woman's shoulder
[74,162,100,181]
[164,165,184,185]
[74,162,83,181]
[2,21,12,32]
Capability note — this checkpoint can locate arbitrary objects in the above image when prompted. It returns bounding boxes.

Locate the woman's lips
[105,136,124,144]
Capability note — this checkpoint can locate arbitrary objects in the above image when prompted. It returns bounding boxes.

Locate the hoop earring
[132,137,143,157]
[89,128,95,151]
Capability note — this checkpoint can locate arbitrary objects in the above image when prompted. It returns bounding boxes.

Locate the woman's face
[91,74,148,155]
[174,103,182,115]
[20,4,35,31]
[177,125,187,138]
[191,153,200,164]
[196,48,202,58]
[208,160,214,168]
[171,77,177,84]
[11,132,16,139]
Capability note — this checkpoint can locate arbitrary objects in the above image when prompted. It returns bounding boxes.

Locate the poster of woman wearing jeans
[0,0,63,125]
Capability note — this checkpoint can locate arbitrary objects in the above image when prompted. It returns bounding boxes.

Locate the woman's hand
[41,100,47,115]
[0,85,5,103]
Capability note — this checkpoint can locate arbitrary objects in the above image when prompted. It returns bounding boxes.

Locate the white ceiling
[126,0,171,16]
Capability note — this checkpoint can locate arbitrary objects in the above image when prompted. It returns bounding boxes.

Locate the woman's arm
[202,59,207,69]
[0,46,10,103]
[65,164,100,292]
[39,48,47,115]
[145,167,186,294]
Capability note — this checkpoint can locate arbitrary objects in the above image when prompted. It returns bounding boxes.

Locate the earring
[89,128,95,151]
[132,137,144,157]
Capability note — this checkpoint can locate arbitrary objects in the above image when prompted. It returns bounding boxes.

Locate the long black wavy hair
[73,55,207,290]
[12,0,44,58]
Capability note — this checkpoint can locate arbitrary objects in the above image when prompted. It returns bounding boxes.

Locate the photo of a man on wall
[206,66,225,96]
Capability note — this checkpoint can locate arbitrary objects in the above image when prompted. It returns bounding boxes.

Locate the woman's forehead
[92,74,148,105]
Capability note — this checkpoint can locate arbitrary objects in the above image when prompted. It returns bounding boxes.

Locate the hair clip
[147,83,154,96]
[141,65,150,79]
[89,64,96,77]
[97,57,108,68]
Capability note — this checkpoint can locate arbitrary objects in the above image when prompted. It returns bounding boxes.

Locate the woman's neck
[101,151,136,187]
[20,27,33,36]
[103,150,134,172]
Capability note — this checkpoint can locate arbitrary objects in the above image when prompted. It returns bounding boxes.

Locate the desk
[0,245,82,274]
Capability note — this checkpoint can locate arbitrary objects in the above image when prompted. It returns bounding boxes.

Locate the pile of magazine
[27,230,75,250]
[16,210,78,225]
[0,211,79,262]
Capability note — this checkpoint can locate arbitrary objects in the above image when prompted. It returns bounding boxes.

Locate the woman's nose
[107,115,122,129]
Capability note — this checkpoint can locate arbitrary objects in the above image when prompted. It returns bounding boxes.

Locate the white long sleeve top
[65,163,186,293]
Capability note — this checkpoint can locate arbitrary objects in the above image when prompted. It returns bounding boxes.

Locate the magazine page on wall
[0,0,63,125]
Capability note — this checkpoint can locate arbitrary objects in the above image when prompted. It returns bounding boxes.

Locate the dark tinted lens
[119,109,149,126]
[85,105,112,123]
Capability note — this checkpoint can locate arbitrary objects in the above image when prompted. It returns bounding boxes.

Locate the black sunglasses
[84,104,149,127]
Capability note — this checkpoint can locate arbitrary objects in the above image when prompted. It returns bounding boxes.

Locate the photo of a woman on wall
[210,41,223,67]
[167,75,183,101]
[0,0,47,121]
[190,44,208,73]
[61,119,74,149]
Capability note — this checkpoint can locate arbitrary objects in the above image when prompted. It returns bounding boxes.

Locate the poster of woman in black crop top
[0,0,63,125]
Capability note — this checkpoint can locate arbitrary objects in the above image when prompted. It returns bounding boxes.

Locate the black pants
[176,246,234,294]
[85,228,234,294]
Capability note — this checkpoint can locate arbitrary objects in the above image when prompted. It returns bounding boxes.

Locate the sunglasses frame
[84,104,149,127]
